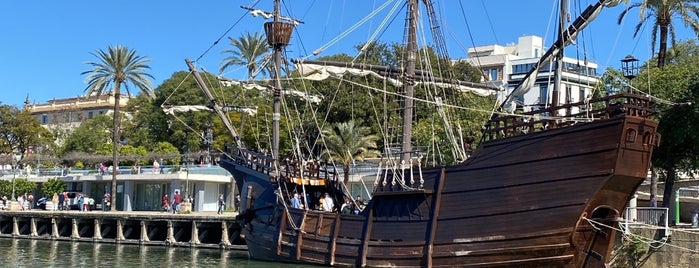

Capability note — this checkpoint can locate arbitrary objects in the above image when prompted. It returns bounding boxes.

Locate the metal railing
[624,207,670,237]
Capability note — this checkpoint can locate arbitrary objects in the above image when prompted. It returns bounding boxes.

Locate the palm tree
[320,121,381,184]
[219,32,270,79]
[82,45,154,211]
[618,0,699,68]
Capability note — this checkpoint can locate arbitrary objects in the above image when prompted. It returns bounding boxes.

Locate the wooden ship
[187,0,659,266]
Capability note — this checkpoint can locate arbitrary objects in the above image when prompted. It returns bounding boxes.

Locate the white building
[460,35,599,113]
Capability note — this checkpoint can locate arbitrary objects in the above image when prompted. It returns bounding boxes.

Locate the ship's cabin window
[643,132,653,145]
[625,129,637,143]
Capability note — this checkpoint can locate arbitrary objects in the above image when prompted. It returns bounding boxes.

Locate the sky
[1,0,695,108]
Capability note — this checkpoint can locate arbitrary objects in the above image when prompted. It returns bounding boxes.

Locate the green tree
[41,178,67,198]
[82,45,154,211]
[618,0,699,68]
[0,105,54,164]
[11,178,37,200]
[219,32,270,79]
[320,121,381,184]
[631,40,699,212]
[61,114,112,154]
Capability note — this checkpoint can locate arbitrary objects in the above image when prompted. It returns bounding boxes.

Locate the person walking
[162,194,170,212]
[103,192,111,211]
[52,193,59,211]
[172,191,181,214]
[77,194,84,212]
[217,194,225,215]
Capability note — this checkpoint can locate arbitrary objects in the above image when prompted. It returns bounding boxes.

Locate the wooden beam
[424,167,447,267]
[277,208,287,255]
[358,202,375,266]
[295,210,307,261]
[329,213,342,265]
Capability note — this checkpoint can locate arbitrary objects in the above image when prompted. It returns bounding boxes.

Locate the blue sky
[0,0,694,108]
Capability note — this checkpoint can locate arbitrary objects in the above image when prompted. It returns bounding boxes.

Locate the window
[88,111,94,119]
[41,114,48,124]
[579,89,586,101]
[565,85,572,103]
[625,129,637,143]
[484,68,499,80]
[539,84,548,104]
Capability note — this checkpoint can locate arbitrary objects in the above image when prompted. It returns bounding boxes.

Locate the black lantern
[621,54,639,79]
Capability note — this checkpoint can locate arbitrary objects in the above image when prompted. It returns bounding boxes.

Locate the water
[0,237,315,267]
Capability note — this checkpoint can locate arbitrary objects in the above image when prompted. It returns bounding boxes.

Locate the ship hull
[224,115,657,267]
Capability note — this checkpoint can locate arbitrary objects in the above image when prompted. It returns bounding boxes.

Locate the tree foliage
[82,45,154,211]
[41,178,67,198]
[630,40,699,207]
[320,120,381,183]
[0,178,36,199]
[618,0,699,68]
[0,105,54,165]
[220,32,270,79]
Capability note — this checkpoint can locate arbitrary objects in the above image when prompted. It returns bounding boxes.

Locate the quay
[0,210,246,251]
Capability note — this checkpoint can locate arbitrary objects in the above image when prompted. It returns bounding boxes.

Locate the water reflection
[0,237,314,267]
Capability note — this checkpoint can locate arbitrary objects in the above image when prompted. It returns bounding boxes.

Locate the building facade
[460,35,599,113]
[25,94,132,144]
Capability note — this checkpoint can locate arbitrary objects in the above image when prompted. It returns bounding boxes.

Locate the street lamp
[621,54,639,79]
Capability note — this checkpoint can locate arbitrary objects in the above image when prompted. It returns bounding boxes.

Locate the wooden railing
[222,144,338,184]
[482,93,655,141]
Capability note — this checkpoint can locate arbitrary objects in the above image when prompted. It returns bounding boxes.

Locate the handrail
[483,93,656,141]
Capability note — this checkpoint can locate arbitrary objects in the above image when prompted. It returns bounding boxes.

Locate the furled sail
[294,60,500,97]
[162,105,257,116]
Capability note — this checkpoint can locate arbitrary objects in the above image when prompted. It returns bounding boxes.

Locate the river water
[0,237,315,267]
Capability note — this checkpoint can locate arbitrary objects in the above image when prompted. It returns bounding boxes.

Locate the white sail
[162,105,257,116]
[295,62,497,97]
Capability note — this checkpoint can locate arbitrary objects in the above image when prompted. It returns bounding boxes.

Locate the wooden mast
[401,0,418,165]
[271,0,283,163]
[552,0,567,112]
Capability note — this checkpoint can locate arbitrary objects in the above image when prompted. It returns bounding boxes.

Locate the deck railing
[483,93,656,141]
[222,144,338,183]
[624,207,670,237]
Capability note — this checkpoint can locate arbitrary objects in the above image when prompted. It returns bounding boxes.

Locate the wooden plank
[359,202,375,267]
[424,167,446,267]
[277,208,287,255]
[329,213,341,265]
[295,210,307,261]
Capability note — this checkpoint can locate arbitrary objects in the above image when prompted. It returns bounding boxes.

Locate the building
[3,165,233,212]
[460,35,599,113]
[25,94,132,143]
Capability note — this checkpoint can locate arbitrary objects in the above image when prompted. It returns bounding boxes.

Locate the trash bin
[692,209,699,228]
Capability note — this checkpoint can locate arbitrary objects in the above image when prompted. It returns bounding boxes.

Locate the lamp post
[621,54,639,79]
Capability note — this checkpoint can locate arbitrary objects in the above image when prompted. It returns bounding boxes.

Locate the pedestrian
[77,194,84,212]
[153,159,160,174]
[322,193,334,212]
[217,194,225,214]
[290,193,301,209]
[172,190,181,214]
[52,193,59,211]
[162,194,170,212]
[103,192,111,211]
[234,194,241,212]
[63,192,69,210]
[58,192,65,211]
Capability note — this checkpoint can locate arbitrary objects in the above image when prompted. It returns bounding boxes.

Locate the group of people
[288,191,365,215]
[162,190,182,214]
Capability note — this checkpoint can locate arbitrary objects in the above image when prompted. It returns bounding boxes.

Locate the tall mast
[263,0,294,164]
[401,0,418,165]
[552,0,567,111]
[271,0,282,163]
